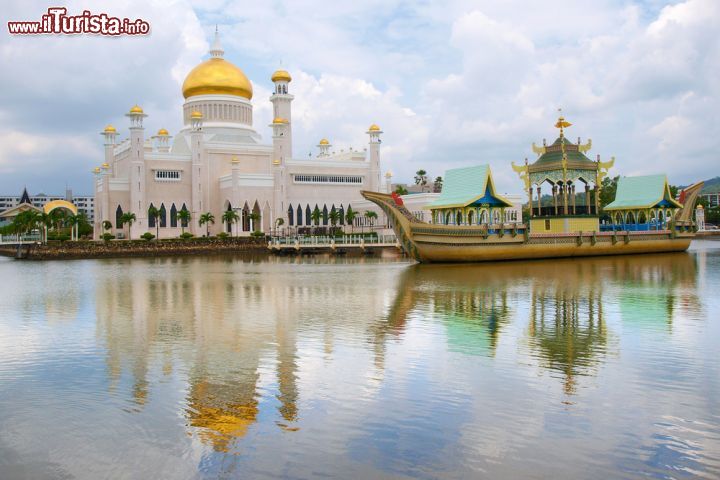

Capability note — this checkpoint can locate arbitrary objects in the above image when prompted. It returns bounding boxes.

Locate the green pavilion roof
[428,165,512,209]
[531,136,597,170]
[604,174,682,211]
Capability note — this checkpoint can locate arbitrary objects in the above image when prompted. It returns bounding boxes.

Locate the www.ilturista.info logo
[8,7,150,35]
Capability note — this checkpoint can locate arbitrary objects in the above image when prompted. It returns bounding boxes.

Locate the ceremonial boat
[362,115,703,263]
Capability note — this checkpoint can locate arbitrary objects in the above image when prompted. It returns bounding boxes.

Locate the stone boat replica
[362,115,702,263]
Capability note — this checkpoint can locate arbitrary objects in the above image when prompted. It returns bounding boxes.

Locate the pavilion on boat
[603,175,682,231]
[427,165,515,226]
[512,114,614,233]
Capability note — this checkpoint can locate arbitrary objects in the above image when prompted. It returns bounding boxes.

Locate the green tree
[102,220,112,231]
[599,176,619,210]
[222,209,240,236]
[394,185,408,195]
[148,206,160,239]
[177,209,191,235]
[310,207,321,234]
[248,211,261,232]
[120,212,136,239]
[345,205,358,233]
[66,213,82,240]
[329,209,340,228]
[433,176,443,192]
[364,210,378,231]
[275,217,284,234]
[414,169,427,186]
[199,212,215,237]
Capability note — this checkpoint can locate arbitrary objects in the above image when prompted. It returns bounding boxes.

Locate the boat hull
[360,190,695,264]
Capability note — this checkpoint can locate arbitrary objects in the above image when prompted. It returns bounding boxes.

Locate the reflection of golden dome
[157,128,169,136]
[101,162,109,169]
[190,110,203,119]
[369,124,381,131]
[182,58,253,99]
[104,124,116,133]
[271,69,292,83]
[319,138,329,145]
[129,105,143,114]
[273,117,288,124]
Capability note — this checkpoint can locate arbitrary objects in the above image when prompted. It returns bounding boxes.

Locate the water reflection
[4,249,711,478]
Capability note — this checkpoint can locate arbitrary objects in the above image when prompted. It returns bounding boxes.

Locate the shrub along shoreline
[0,236,268,260]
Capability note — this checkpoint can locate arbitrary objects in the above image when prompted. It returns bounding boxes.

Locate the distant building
[0,188,94,221]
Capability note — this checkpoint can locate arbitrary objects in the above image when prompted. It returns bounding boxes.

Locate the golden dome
[190,110,203,119]
[319,138,329,145]
[272,117,288,124]
[182,58,253,99]
[368,123,381,131]
[129,105,143,114]
[698,204,704,209]
[271,69,292,83]
[93,167,101,173]
[104,124,116,133]
[101,162,110,169]
[157,128,169,136]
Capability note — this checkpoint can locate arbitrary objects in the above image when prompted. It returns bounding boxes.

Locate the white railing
[0,233,42,244]
[269,234,398,248]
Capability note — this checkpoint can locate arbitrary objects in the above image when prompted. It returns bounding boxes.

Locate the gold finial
[555,108,572,137]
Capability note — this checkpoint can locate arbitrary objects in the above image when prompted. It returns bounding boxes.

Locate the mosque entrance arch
[43,200,80,240]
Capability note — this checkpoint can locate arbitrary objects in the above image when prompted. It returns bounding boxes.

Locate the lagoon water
[1,242,719,479]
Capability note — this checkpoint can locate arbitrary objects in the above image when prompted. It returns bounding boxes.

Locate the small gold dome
[157,128,169,136]
[273,117,288,124]
[698,204,704,209]
[369,124,381,131]
[319,138,329,145]
[182,58,253,99]
[104,124,116,133]
[190,110,203,119]
[385,171,393,178]
[101,162,110,169]
[93,167,101,173]
[271,69,292,83]
[129,105,143,114]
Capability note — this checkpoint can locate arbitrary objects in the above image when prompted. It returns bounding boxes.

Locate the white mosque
[93,30,385,239]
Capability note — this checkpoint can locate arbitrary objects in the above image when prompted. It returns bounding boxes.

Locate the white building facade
[93,31,383,239]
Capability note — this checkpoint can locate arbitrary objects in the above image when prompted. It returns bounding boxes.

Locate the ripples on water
[0,242,719,479]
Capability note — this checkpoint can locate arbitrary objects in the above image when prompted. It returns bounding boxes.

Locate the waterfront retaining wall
[0,237,267,260]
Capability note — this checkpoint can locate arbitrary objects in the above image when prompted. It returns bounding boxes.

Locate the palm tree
[433,176,443,193]
[310,207,321,235]
[120,212,136,240]
[328,209,340,233]
[148,206,160,239]
[222,209,239,236]
[275,217,284,235]
[364,210,378,233]
[345,205,357,234]
[394,185,408,195]
[177,209,191,235]
[67,213,82,240]
[248,211,261,232]
[414,169,427,186]
[199,212,215,237]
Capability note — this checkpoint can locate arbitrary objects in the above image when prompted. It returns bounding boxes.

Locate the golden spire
[555,108,572,138]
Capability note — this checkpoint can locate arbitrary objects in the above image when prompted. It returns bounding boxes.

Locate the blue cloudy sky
[0,0,718,195]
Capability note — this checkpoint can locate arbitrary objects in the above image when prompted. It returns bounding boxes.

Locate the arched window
[288,205,294,226]
[170,204,178,228]
[305,205,311,226]
[455,211,462,225]
[445,211,451,225]
[116,205,124,228]
[638,211,647,225]
[148,203,156,228]
[159,203,167,228]
[339,205,345,225]
[296,204,302,226]
[615,212,623,225]
[322,205,328,225]
[480,210,489,224]
[467,210,475,225]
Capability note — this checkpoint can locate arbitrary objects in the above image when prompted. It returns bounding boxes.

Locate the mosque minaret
[93,29,384,239]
